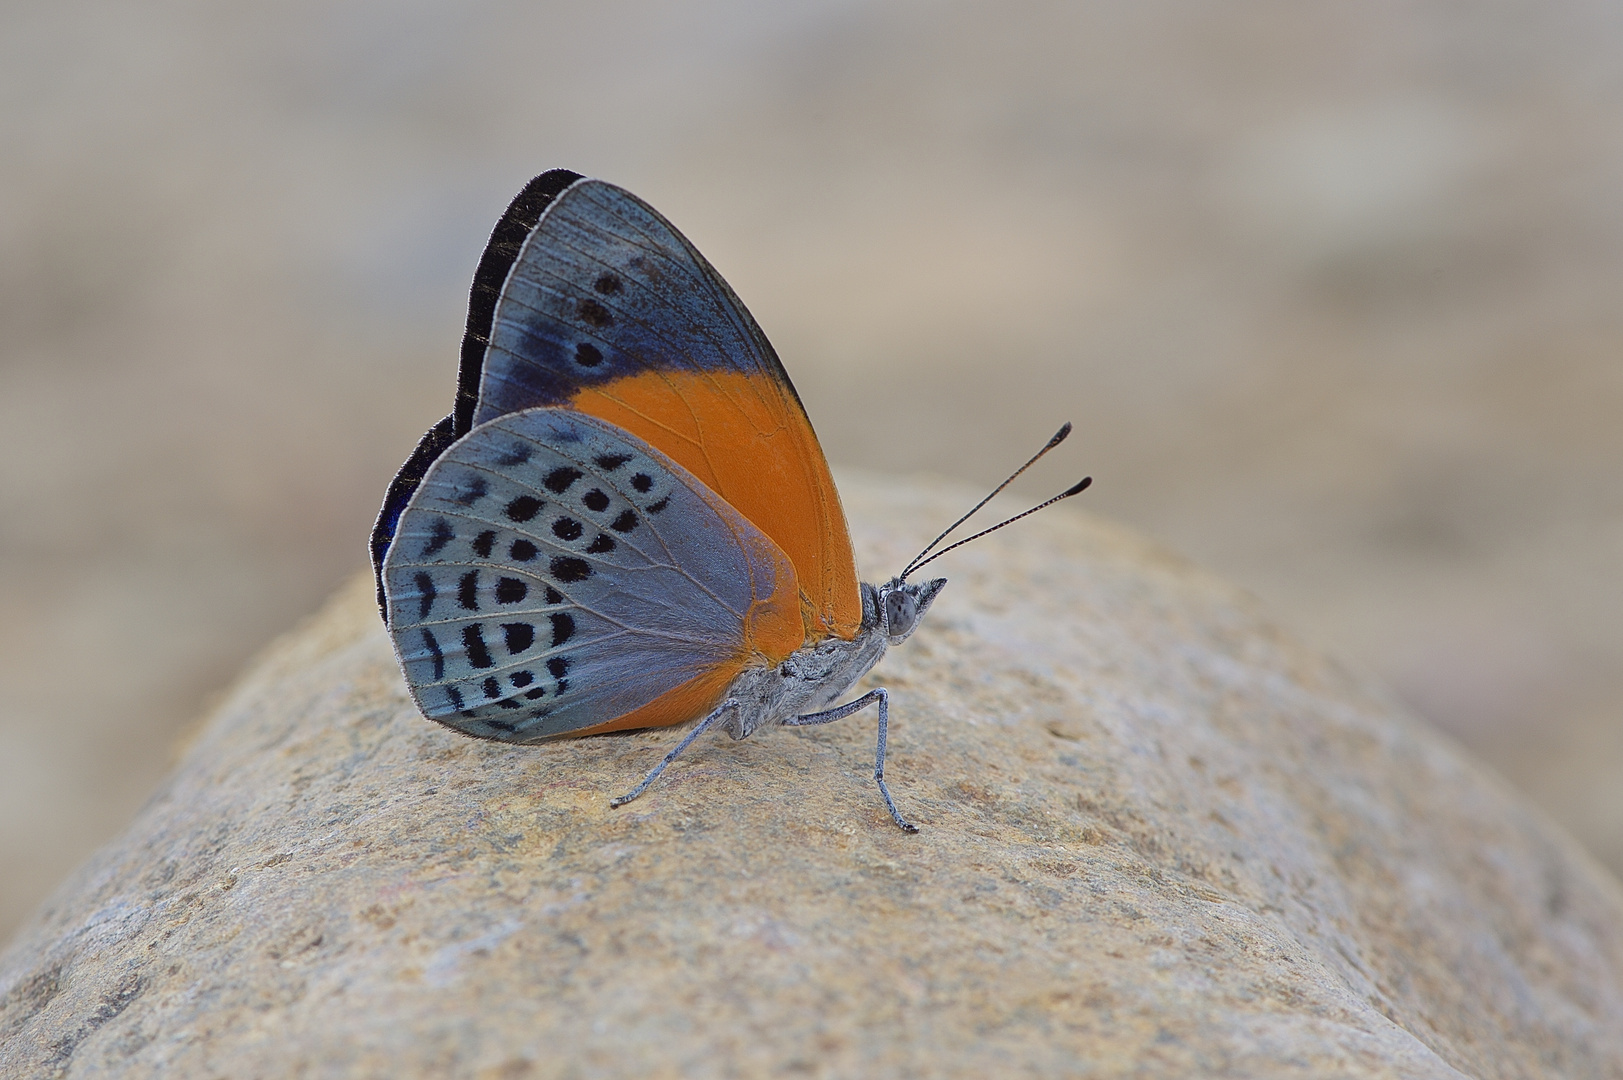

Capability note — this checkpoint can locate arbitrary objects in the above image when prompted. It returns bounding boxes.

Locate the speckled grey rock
[3,473,1621,1079]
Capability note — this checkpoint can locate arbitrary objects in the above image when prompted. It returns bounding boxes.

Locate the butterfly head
[872,424,1091,650]
[872,576,947,645]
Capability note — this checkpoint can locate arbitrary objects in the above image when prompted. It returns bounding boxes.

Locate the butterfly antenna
[900,422,1075,581]
[904,477,1092,578]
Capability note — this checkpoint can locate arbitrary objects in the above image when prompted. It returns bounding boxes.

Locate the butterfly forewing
[474,178,864,642]
[477,181,775,417]
[382,408,802,742]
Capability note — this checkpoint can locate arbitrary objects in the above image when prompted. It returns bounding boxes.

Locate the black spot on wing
[495,577,528,604]
[545,587,563,604]
[483,676,501,699]
[549,612,575,646]
[524,687,547,700]
[422,628,444,680]
[586,534,615,554]
[458,571,480,611]
[631,473,653,493]
[463,625,494,669]
[647,497,669,514]
[552,517,583,541]
[510,539,538,562]
[505,496,542,522]
[544,467,582,493]
[594,273,623,295]
[511,670,534,688]
[594,453,631,471]
[503,622,534,654]
[451,475,488,506]
[548,655,571,694]
[496,443,531,466]
[422,518,454,557]
[472,530,496,557]
[550,557,591,583]
[575,342,603,368]
[413,572,436,618]
[577,298,614,328]
[447,685,464,711]
[583,489,610,513]
[610,510,638,533]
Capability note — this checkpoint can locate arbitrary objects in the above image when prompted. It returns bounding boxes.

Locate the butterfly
[370,170,1088,831]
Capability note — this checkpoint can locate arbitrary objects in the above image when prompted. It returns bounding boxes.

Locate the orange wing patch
[562,659,742,737]
[561,565,804,737]
[572,369,863,642]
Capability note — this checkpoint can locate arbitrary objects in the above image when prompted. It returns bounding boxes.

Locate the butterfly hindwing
[381,408,803,742]
[471,178,863,642]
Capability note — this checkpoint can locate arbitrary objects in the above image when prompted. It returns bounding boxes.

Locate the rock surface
[3,473,1621,1079]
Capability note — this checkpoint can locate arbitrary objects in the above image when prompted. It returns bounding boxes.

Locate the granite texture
[3,473,1620,1079]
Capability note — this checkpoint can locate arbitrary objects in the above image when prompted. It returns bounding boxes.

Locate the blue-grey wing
[380,408,800,742]
[472,177,802,423]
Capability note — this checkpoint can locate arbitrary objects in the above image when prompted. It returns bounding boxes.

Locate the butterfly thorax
[721,577,945,740]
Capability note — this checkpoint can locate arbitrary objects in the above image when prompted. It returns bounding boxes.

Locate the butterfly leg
[783,688,917,833]
[610,698,738,809]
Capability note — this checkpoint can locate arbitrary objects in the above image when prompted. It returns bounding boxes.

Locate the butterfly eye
[883,590,918,637]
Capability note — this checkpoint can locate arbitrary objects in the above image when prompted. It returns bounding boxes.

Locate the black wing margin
[455,169,585,434]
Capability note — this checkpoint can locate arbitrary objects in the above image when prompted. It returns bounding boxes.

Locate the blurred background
[3,0,1621,941]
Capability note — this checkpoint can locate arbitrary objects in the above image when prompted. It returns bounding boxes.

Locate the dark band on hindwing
[370,414,458,618]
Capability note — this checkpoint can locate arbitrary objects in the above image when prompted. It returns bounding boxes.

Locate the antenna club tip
[1048,421,1074,448]
[1064,477,1093,497]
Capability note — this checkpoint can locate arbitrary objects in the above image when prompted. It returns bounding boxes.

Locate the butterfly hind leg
[782,688,918,833]
[610,698,739,809]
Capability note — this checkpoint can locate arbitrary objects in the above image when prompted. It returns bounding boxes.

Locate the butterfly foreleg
[782,688,918,834]
[610,698,739,809]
